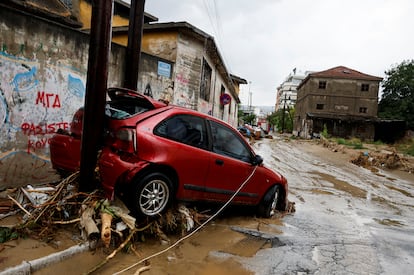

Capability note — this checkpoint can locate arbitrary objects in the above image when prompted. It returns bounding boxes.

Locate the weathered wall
[294,76,380,139]
[0,7,125,189]
[140,28,238,127]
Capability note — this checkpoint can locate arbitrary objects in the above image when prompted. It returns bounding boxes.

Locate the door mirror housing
[252,155,263,166]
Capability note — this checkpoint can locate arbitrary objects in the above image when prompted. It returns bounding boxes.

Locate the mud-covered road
[243,137,414,274]
[3,137,414,275]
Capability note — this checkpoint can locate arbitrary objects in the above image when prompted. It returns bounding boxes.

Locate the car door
[151,113,211,201]
[203,120,259,204]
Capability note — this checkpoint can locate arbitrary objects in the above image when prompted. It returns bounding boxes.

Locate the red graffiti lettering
[26,138,51,153]
[21,122,69,136]
[35,91,61,108]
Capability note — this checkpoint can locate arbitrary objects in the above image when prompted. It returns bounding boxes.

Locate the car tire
[132,172,173,218]
[257,185,283,218]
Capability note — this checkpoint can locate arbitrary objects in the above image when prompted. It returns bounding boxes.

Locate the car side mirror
[252,155,263,166]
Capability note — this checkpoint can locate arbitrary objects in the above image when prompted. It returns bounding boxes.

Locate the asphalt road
[233,137,414,275]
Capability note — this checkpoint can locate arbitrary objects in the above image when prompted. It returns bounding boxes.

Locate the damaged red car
[50,87,288,218]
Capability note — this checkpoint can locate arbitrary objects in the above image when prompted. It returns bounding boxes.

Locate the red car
[50,87,288,218]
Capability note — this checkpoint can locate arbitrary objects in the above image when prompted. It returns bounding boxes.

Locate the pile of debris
[0,172,211,273]
[351,150,414,173]
[1,172,296,274]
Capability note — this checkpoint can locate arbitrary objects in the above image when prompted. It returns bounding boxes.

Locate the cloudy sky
[128,0,413,106]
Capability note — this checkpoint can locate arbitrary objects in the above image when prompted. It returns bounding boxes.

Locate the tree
[379,60,414,129]
[242,113,256,125]
[267,107,295,133]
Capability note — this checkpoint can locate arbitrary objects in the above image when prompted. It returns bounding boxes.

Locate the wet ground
[245,137,414,274]
[1,137,414,274]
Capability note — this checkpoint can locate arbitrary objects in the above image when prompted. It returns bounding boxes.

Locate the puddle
[310,171,367,198]
[373,218,405,227]
[311,189,334,195]
[220,236,269,257]
[384,184,413,198]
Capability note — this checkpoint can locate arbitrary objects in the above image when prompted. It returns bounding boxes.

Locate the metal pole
[79,0,114,192]
[281,93,286,132]
[124,0,146,90]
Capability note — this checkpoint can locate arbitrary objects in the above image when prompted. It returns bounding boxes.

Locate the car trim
[183,184,258,198]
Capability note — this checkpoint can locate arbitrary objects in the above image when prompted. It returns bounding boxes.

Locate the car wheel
[133,172,173,217]
[257,185,282,218]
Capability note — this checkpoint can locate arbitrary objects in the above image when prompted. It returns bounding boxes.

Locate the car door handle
[215,159,224,166]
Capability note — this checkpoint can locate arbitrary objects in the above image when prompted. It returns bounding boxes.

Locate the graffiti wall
[0,7,124,189]
[0,52,85,155]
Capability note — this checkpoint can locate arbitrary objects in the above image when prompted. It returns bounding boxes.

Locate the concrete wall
[0,7,125,189]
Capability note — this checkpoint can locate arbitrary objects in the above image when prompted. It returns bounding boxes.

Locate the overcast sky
[127,0,413,106]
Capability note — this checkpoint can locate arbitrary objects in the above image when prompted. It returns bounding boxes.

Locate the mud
[1,136,414,274]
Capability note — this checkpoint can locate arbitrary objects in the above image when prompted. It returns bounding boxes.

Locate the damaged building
[294,66,383,140]
[0,0,245,189]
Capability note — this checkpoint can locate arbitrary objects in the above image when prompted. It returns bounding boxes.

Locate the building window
[219,85,225,111]
[318,81,326,89]
[361,84,369,91]
[316,104,324,110]
[200,59,212,101]
[359,107,367,113]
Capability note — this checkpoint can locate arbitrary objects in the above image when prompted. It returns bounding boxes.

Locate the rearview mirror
[252,155,263,166]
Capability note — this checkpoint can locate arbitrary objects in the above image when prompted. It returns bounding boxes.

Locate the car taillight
[112,128,136,153]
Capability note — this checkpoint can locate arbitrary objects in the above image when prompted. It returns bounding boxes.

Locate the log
[80,204,99,241]
[101,212,113,248]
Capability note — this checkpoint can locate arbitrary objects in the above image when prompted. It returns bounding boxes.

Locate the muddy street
[2,137,414,275]
[244,137,414,274]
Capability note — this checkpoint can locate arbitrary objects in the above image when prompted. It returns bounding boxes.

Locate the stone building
[112,22,243,127]
[0,0,245,188]
[294,66,382,140]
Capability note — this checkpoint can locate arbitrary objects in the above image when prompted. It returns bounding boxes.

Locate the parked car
[50,87,288,218]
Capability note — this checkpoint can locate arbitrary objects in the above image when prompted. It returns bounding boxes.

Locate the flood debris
[351,150,414,173]
[0,171,211,274]
[1,170,296,274]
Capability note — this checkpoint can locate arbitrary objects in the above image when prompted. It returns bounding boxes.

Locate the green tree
[379,60,414,129]
[242,113,256,125]
[267,107,295,133]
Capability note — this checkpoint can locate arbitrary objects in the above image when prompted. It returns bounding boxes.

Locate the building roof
[230,74,248,85]
[298,66,383,90]
[1,0,158,28]
[310,66,383,81]
[2,0,82,27]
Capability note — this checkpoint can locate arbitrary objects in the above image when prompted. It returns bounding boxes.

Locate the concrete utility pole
[79,0,114,192]
[124,0,146,90]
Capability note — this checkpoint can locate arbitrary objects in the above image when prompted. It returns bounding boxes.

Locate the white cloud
[139,0,413,106]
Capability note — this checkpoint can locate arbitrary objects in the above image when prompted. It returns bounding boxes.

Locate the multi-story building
[276,69,308,111]
[294,66,382,140]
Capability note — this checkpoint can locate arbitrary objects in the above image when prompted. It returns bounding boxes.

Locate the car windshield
[105,98,153,119]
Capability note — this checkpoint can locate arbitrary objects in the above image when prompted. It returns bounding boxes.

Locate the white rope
[113,165,259,275]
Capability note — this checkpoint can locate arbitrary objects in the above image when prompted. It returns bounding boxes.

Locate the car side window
[210,121,252,162]
[155,115,208,149]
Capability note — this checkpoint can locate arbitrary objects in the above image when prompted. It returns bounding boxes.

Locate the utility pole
[79,0,114,192]
[124,0,146,90]
[281,93,286,133]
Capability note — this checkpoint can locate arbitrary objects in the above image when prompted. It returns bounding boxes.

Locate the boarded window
[359,107,367,113]
[200,59,212,101]
[318,81,326,89]
[361,84,369,91]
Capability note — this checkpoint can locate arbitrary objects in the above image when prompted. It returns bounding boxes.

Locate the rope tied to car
[113,165,259,275]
